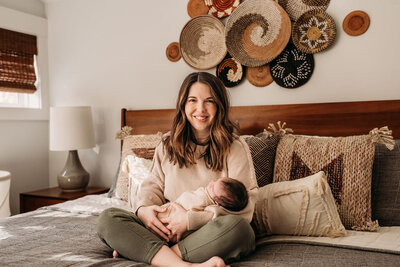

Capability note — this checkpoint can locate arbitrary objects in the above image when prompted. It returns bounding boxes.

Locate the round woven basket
[180,15,227,70]
[206,0,241,18]
[225,0,291,67]
[343,10,370,36]
[292,10,336,54]
[165,42,181,62]
[216,54,245,88]
[277,0,330,21]
[270,42,314,89]
[187,0,210,18]
[246,65,273,87]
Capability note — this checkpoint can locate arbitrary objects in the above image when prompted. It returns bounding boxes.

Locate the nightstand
[20,186,109,213]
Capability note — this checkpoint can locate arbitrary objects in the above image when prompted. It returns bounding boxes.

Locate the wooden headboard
[122,99,400,139]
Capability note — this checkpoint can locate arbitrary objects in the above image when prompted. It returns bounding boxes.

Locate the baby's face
[206,177,230,204]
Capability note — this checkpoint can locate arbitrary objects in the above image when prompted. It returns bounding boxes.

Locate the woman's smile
[194,115,208,121]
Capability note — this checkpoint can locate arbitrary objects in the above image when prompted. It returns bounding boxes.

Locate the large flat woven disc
[225,0,291,67]
[180,15,227,70]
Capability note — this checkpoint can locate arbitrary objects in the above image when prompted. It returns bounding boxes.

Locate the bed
[1,99,400,266]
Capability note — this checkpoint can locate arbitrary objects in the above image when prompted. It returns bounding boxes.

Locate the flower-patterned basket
[292,10,336,54]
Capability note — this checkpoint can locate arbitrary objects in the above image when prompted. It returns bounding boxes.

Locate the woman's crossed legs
[97,208,255,266]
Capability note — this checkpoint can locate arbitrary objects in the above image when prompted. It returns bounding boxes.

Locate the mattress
[0,194,399,266]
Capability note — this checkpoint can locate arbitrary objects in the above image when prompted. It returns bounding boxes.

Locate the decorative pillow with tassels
[243,121,293,187]
[112,126,162,201]
[252,171,346,238]
[273,126,395,231]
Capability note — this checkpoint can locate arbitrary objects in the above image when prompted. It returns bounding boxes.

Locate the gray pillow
[371,140,400,226]
[107,158,121,198]
[243,133,280,187]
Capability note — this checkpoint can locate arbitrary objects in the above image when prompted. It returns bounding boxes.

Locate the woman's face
[184,82,217,142]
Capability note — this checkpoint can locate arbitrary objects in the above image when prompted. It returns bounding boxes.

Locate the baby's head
[206,177,248,212]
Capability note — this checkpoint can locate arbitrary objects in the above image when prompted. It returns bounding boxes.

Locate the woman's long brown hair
[163,72,238,171]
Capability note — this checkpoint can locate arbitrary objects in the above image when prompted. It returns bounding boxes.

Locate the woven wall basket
[343,10,370,36]
[187,0,210,18]
[216,54,245,88]
[246,64,273,87]
[225,0,291,67]
[270,42,314,89]
[292,10,337,54]
[277,0,330,21]
[206,0,241,18]
[180,15,227,70]
[165,42,181,62]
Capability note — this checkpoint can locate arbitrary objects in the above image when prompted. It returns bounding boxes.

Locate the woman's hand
[160,202,188,243]
[137,205,171,242]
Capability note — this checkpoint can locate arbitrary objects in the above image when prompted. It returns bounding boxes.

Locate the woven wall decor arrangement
[270,42,314,88]
[343,10,370,36]
[206,0,241,18]
[277,0,330,21]
[246,65,274,87]
[167,0,368,89]
[225,0,291,67]
[292,10,337,54]
[179,15,227,70]
[216,54,245,87]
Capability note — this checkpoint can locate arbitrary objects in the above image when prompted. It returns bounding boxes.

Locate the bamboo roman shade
[0,28,38,93]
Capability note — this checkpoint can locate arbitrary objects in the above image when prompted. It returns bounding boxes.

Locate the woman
[98,72,258,267]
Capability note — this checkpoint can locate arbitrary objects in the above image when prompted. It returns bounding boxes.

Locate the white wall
[0,121,49,214]
[0,5,48,215]
[43,0,399,189]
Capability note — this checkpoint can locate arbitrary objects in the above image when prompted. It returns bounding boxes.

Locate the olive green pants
[97,207,255,264]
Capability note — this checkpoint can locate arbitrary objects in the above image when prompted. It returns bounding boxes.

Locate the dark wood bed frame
[122,99,400,139]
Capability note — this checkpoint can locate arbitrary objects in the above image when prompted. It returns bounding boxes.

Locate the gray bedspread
[1,198,399,266]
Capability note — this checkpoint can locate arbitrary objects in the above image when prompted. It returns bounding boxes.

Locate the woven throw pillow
[252,171,346,237]
[123,155,153,211]
[243,121,293,187]
[243,134,280,187]
[273,127,394,231]
[113,129,162,201]
[372,140,400,226]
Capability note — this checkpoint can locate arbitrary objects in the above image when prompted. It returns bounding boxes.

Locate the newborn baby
[158,177,249,220]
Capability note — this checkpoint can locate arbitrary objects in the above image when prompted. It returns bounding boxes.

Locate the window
[0,28,41,109]
[0,91,41,109]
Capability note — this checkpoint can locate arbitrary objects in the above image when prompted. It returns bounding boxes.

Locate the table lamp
[50,106,95,192]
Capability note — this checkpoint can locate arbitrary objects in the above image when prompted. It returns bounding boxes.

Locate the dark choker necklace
[192,138,208,146]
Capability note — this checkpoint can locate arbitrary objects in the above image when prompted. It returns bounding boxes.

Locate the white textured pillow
[122,155,152,210]
[252,171,346,237]
[114,132,162,201]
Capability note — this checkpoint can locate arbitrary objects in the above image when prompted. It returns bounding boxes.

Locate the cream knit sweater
[135,136,258,231]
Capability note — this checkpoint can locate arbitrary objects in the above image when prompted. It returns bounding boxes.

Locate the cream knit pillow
[114,131,162,201]
[123,155,153,210]
[252,171,346,237]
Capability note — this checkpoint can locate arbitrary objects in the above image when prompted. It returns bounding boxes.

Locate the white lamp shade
[50,106,96,151]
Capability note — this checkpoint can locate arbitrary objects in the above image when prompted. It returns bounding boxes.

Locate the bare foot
[113,250,119,258]
[194,256,229,267]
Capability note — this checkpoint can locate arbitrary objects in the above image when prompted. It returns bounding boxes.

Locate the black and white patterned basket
[270,42,314,89]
